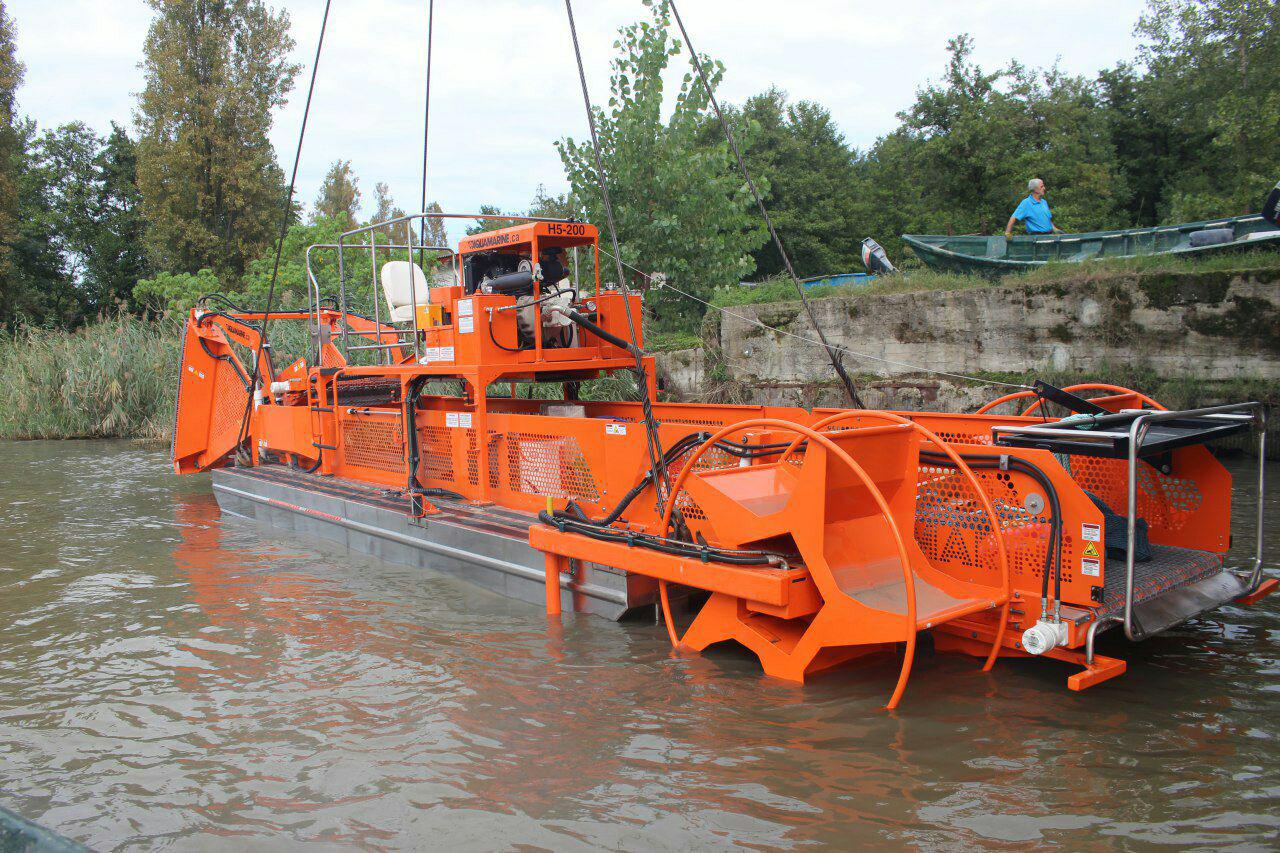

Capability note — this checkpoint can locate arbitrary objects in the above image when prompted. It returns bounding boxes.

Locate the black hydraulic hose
[403,375,431,511]
[538,510,788,567]
[487,316,522,353]
[560,308,640,357]
[591,431,708,525]
[299,450,323,474]
[920,450,1063,608]
[198,293,254,315]
[421,487,465,501]
[196,334,252,390]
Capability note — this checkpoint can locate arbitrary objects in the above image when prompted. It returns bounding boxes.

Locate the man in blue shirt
[1005,178,1060,237]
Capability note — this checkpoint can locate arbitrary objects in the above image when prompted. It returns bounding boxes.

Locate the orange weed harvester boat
[171,216,1274,709]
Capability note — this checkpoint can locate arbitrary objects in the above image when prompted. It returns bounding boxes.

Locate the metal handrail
[335,211,579,364]
[305,239,450,364]
[1122,402,1267,640]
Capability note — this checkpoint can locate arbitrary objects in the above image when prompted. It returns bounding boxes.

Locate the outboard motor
[861,237,896,275]
[1263,179,1280,226]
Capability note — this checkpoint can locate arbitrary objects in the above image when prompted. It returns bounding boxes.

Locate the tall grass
[0,315,181,443]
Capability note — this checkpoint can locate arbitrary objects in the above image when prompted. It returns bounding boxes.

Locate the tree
[314,159,361,229]
[420,200,449,249]
[850,34,1125,255]
[710,88,861,279]
[6,120,73,325]
[135,0,299,281]
[85,125,151,311]
[0,0,24,321]
[556,0,763,329]
[464,204,525,235]
[1134,0,1280,219]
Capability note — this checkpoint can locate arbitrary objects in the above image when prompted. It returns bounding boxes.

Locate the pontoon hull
[211,466,657,621]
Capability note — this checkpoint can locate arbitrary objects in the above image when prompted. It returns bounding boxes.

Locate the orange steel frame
[171,221,1262,709]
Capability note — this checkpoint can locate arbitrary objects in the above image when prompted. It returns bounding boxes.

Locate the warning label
[1082,523,1101,542]
[1083,542,1101,558]
[605,423,627,436]
[1081,557,1101,577]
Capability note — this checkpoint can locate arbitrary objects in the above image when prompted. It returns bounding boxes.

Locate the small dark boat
[903,212,1280,274]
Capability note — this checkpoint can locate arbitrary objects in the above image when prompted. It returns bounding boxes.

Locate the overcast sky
[10,0,1150,238]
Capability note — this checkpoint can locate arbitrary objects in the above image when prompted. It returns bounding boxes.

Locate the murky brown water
[1,440,1277,850]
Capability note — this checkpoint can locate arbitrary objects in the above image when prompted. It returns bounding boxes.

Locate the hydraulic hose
[920,450,1063,611]
[537,509,788,567]
[559,308,641,357]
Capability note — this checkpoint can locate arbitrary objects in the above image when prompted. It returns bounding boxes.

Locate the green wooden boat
[902,212,1280,274]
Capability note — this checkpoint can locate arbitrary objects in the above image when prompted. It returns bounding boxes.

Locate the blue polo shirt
[1012,195,1053,234]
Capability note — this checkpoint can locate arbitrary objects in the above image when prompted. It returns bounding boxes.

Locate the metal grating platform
[1099,543,1223,619]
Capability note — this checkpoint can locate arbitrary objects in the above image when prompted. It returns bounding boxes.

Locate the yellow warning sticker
[1083,542,1100,558]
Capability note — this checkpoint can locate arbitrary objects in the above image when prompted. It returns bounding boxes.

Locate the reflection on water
[0,440,1277,850]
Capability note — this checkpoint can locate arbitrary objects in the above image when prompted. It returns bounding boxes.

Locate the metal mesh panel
[1067,456,1202,532]
[465,429,479,485]
[488,432,501,488]
[929,427,993,447]
[506,432,600,502]
[914,464,1064,584]
[419,426,456,483]
[663,416,727,427]
[670,445,738,522]
[209,366,249,450]
[341,417,405,472]
[1098,544,1221,616]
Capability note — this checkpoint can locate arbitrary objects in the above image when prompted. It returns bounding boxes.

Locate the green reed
[0,315,181,443]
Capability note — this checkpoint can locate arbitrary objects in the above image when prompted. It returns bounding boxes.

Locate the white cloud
[9,0,1148,242]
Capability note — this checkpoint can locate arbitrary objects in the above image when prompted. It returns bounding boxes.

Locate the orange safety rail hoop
[776,410,1014,671]
[975,383,1166,417]
[656,418,922,710]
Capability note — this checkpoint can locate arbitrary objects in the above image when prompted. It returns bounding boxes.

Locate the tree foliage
[1131,0,1280,219]
[135,0,299,281]
[556,0,763,329]
[710,88,861,279]
[850,35,1126,252]
[0,0,24,322]
[314,159,361,229]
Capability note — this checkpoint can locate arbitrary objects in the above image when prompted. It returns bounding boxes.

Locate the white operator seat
[380,260,430,323]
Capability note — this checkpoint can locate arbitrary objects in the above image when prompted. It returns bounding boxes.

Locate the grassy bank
[0,315,180,443]
[713,248,1280,308]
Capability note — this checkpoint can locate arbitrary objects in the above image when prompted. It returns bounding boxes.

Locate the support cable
[667,0,865,408]
[418,0,435,270]
[236,0,334,450]
[563,0,671,507]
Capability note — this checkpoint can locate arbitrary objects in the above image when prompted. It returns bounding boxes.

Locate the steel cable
[236,0,334,450]
[667,0,865,408]
[563,0,671,509]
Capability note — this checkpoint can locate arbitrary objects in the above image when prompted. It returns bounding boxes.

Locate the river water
[0,440,1276,850]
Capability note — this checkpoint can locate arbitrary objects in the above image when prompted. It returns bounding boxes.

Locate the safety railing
[332,211,580,365]
[993,402,1266,642]
[1120,403,1266,640]
[304,242,449,365]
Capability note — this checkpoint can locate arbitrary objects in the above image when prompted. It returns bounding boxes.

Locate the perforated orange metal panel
[1067,455,1203,532]
[506,432,601,502]
[209,367,250,453]
[418,425,456,483]
[341,416,405,473]
[914,465,1054,588]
